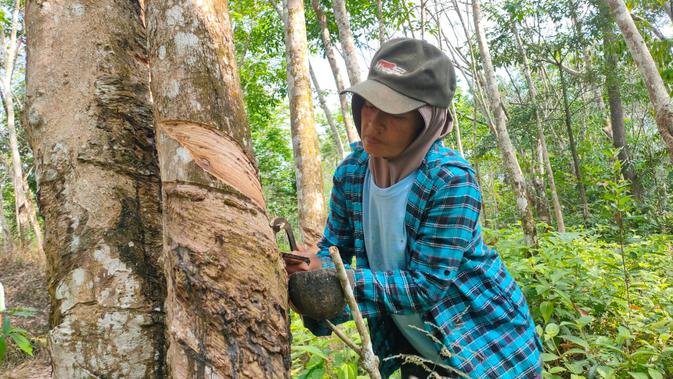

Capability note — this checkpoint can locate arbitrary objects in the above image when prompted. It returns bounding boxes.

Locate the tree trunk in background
[512,22,565,232]
[451,103,464,157]
[473,0,537,246]
[0,179,12,253]
[604,30,643,198]
[311,0,358,144]
[1,0,42,252]
[558,63,590,221]
[146,1,290,377]
[569,0,610,132]
[281,0,326,246]
[332,0,362,86]
[664,1,673,23]
[310,62,346,159]
[25,1,165,377]
[605,0,673,165]
[377,0,385,45]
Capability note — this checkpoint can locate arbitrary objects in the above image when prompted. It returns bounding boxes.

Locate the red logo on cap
[375,59,406,76]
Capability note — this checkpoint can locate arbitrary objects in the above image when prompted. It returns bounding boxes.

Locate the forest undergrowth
[290,228,673,379]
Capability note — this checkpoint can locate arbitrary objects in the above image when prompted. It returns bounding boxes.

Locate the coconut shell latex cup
[288,268,346,320]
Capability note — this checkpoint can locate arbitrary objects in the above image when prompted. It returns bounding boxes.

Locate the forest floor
[0,248,52,379]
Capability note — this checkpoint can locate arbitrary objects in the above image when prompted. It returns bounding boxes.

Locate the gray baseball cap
[343,38,456,115]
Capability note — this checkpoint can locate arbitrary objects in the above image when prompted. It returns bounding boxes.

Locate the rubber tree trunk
[309,62,346,159]
[311,0,358,144]
[512,22,565,232]
[332,0,362,86]
[604,29,643,198]
[604,0,673,165]
[145,1,290,377]
[473,0,537,246]
[558,63,590,221]
[25,1,166,377]
[281,0,326,246]
[1,0,43,252]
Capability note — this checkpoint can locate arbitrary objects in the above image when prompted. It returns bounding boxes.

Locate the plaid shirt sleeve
[353,168,482,318]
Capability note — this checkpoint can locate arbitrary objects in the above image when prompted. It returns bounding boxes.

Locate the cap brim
[342,79,425,114]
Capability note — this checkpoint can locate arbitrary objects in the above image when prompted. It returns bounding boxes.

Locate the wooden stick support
[329,246,382,379]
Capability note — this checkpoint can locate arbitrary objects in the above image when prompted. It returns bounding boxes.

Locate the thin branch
[329,246,381,379]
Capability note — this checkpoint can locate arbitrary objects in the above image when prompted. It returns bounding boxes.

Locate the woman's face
[360,101,424,158]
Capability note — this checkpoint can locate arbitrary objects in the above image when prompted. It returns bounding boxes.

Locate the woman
[285,38,542,378]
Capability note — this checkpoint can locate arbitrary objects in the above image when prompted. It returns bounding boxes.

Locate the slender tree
[556,56,590,221]
[512,22,565,232]
[332,0,363,85]
[603,23,642,198]
[310,62,346,159]
[0,0,43,252]
[276,0,327,246]
[146,1,291,377]
[0,174,12,253]
[473,0,537,246]
[311,0,359,144]
[25,1,165,376]
[605,0,673,165]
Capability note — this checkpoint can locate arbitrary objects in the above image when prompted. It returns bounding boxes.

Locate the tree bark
[558,62,590,221]
[25,1,166,377]
[604,30,643,198]
[0,0,43,252]
[377,0,385,45]
[451,103,464,157]
[664,1,673,23]
[473,0,537,246]
[309,62,346,159]
[512,22,565,232]
[332,0,363,86]
[569,0,610,132]
[311,0,358,144]
[146,1,290,377]
[605,0,673,165]
[0,177,12,253]
[281,0,326,246]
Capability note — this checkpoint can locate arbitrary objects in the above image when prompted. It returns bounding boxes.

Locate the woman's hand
[284,244,323,275]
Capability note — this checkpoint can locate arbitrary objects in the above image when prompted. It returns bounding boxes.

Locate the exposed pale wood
[146,1,290,377]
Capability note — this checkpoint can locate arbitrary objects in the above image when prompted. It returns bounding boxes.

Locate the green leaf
[628,372,649,379]
[540,301,554,324]
[291,345,328,360]
[0,336,6,362]
[561,335,589,350]
[565,362,584,374]
[9,333,32,356]
[545,323,559,339]
[541,353,559,362]
[596,366,615,379]
[2,316,9,334]
[648,368,663,379]
[576,316,593,328]
[549,366,566,374]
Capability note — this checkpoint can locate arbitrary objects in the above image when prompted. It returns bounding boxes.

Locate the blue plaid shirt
[305,141,542,378]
